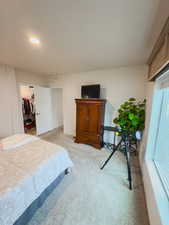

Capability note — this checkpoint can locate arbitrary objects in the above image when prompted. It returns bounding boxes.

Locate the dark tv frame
[81,84,100,99]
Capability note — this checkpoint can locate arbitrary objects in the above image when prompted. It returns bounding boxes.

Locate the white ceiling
[0,0,160,75]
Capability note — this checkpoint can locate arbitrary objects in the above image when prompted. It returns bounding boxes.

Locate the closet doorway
[20,85,60,136]
[20,85,63,136]
[20,85,36,135]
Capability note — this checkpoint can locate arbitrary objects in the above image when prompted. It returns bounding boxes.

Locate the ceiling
[0,0,161,75]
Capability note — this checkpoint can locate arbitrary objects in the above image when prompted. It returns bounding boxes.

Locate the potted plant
[113,98,146,140]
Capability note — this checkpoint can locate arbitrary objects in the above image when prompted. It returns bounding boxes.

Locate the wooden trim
[149,61,169,81]
[148,16,169,65]
[75,98,106,104]
[148,34,169,80]
[148,16,169,80]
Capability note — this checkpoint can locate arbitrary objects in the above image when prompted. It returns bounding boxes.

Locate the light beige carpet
[28,130,149,225]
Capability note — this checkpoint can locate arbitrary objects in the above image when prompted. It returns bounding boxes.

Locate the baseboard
[38,126,63,137]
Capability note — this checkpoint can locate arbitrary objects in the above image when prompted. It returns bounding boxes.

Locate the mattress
[0,135,73,225]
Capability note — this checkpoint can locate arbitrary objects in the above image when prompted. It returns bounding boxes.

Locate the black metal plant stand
[101,127,133,190]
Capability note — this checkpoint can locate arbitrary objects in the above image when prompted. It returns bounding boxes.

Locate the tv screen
[81,84,100,99]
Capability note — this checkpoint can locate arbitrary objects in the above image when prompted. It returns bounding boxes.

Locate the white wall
[49,65,148,138]
[0,64,147,139]
[0,65,22,137]
[51,88,63,129]
[15,69,50,133]
[15,69,49,86]
[139,82,155,164]
[139,82,157,225]
[16,70,63,134]
[0,65,52,137]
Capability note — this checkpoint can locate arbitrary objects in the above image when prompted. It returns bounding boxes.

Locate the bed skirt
[14,171,66,225]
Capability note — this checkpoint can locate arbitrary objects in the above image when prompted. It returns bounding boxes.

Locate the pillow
[2,134,39,151]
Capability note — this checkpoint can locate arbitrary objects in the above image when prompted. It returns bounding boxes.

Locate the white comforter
[0,135,73,225]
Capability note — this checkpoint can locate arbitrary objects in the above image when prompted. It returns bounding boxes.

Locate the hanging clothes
[22,97,36,130]
[29,97,35,115]
[22,98,31,115]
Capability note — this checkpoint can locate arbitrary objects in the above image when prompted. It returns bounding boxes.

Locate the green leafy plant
[113,98,146,135]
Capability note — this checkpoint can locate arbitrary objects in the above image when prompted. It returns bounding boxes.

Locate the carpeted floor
[27,130,149,225]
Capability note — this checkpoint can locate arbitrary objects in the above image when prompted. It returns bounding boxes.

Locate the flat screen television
[81,84,100,99]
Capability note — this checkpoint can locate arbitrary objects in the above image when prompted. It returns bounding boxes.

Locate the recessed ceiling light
[29,37,40,45]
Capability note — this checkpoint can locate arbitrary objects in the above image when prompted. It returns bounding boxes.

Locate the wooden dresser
[75,98,106,149]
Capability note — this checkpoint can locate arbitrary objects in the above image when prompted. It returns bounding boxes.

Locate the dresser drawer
[75,133,89,143]
[88,134,101,143]
[75,133,101,144]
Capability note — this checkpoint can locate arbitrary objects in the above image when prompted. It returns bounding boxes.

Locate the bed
[0,134,73,225]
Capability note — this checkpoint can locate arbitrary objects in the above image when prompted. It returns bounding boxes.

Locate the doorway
[20,85,64,136]
[20,85,36,135]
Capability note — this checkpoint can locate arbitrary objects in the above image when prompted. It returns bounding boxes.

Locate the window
[151,71,169,198]
[144,70,169,225]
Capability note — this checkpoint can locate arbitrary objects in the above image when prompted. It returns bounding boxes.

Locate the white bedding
[0,135,73,225]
